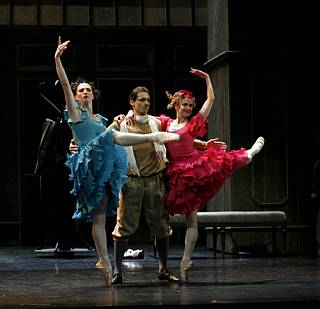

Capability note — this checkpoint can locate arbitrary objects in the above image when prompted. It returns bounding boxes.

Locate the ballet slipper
[180,257,193,282]
[254,136,265,150]
[247,136,265,160]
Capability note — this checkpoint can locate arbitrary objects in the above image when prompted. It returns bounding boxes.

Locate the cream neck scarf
[120,114,168,176]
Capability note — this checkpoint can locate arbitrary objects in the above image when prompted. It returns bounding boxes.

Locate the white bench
[169,211,287,257]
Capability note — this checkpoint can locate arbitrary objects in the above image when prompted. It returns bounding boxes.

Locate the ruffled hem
[66,129,128,221]
[164,148,250,216]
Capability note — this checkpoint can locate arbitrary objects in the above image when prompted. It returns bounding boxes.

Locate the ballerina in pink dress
[158,68,265,281]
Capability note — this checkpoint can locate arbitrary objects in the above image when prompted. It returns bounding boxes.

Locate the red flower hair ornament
[178,90,193,99]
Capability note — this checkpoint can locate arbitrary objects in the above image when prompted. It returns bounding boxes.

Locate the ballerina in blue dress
[54,36,179,286]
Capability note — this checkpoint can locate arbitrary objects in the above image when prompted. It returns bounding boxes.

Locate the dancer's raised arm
[190,68,215,120]
[54,36,81,123]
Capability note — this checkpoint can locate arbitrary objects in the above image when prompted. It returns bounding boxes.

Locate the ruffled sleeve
[157,114,172,131]
[186,112,208,137]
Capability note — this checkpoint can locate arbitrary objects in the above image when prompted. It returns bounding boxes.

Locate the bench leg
[282,227,287,256]
[212,228,217,258]
[220,228,226,258]
[272,226,278,256]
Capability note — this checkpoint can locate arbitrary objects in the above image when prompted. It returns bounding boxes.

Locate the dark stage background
[0,1,317,256]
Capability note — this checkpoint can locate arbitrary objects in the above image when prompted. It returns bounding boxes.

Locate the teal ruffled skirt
[65,129,128,221]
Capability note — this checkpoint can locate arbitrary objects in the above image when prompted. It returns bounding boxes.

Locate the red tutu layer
[164,147,249,216]
[158,112,250,216]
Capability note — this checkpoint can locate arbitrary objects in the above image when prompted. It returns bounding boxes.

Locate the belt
[128,172,164,178]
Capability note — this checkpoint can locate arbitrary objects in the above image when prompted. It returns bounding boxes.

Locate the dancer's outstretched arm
[112,111,224,150]
[112,130,179,146]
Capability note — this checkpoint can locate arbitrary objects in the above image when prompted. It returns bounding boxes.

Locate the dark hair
[128,86,150,102]
[70,77,100,100]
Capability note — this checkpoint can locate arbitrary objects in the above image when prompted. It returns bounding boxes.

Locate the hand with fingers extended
[189,67,209,79]
[54,36,70,59]
[194,138,227,151]
[205,138,227,151]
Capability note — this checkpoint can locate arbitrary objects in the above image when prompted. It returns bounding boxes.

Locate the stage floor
[0,244,319,308]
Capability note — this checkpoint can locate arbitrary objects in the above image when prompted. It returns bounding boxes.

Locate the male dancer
[111,86,179,284]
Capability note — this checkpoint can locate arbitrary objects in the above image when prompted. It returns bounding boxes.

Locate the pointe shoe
[95,258,103,269]
[180,258,193,282]
[255,136,265,150]
[248,136,265,159]
[101,258,113,287]
[150,132,180,145]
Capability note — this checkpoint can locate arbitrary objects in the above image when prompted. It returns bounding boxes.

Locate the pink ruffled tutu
[159,113,250,216]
